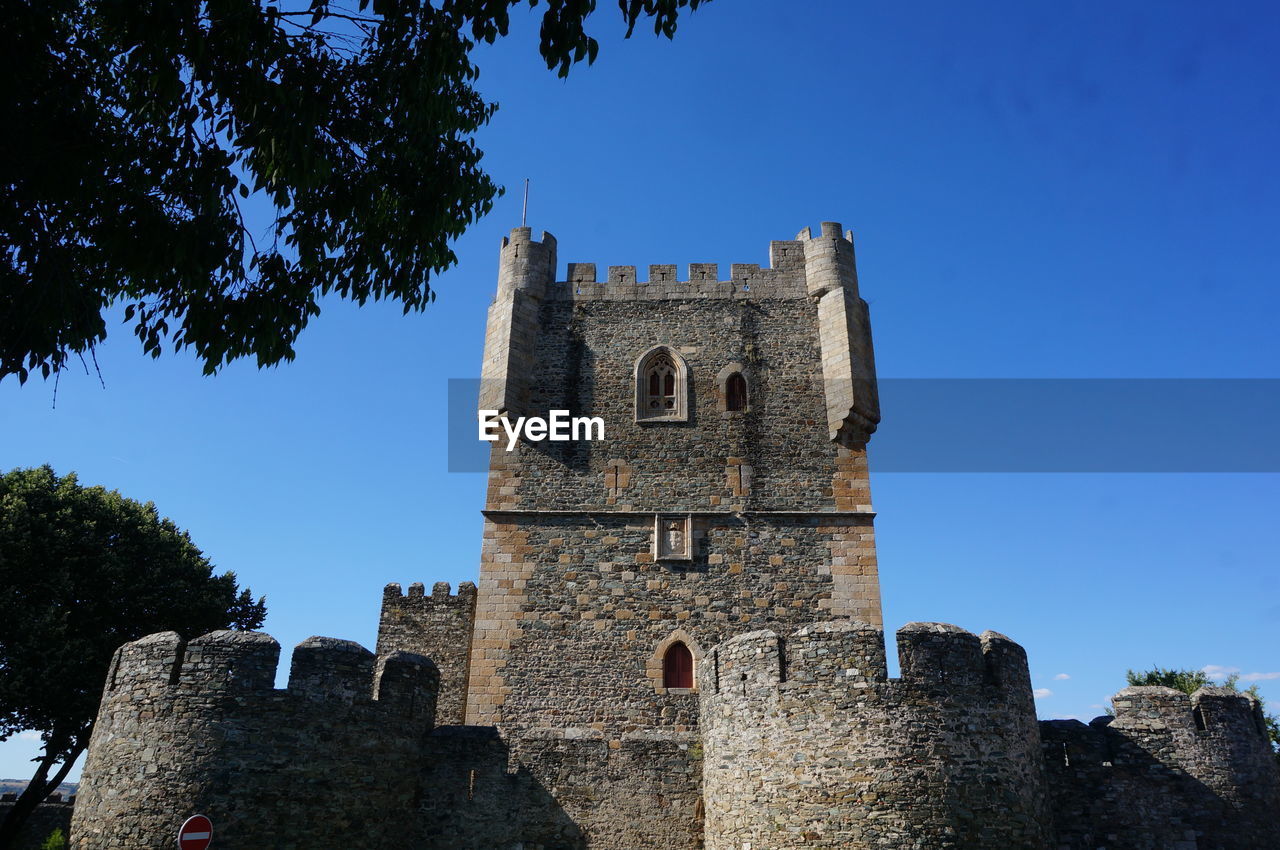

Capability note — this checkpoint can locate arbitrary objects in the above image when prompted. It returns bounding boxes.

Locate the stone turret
[798,222,880,443]
[700,621,1050,849]
[480,227,557,418]
[70,630,437,849]
[1040,684,1280,848]
[378,581,477,724]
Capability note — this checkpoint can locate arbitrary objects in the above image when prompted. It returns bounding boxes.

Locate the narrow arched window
[646,353,677,412]
[663,641,694,689]
[636,347,689,421]
[725,372,748,412]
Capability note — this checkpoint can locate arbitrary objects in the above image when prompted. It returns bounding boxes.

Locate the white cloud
[17,730,42,742]
[1089,703,1105,709]
[1201,665,1280,683]
[1240,671,1280,682]
[1033,688,1053,699]
[1053,673,1071,680]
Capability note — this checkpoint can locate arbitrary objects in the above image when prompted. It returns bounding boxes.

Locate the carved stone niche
[654,514,693,561]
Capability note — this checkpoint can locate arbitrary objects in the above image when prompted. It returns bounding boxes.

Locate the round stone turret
[71,630,438,849]
[700,620,1050,849]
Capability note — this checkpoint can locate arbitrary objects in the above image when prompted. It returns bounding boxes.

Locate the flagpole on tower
[522,178,529,227]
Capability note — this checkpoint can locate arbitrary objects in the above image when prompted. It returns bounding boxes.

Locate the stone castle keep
[66,224,1280,848]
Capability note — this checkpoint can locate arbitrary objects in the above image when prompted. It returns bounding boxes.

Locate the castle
[65,224,1279,849]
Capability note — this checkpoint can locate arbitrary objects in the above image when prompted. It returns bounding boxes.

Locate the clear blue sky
[3,0,1278,780]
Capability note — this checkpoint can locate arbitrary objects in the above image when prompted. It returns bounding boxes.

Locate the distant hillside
[0,780,78,799]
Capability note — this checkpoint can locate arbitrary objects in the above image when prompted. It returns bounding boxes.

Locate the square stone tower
[464,222,883,736]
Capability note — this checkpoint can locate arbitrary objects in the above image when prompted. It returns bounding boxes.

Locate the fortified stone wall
[0,796,73,850]
[378,580,477,725]
[700,620,1051,850]
[1040,686,1280,849]
[69,630,437,850]
[413,727,702,850]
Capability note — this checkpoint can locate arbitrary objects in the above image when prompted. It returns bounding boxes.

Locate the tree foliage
[0,0,705,383]
[0,466,266,844]
[40,828,68,850]
[1125,666,1280,765]
[1125,666,1213,694]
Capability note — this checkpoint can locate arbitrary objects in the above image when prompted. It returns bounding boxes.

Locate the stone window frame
[647,629,704,695]
[715,362,751,415]
[634,345,690,423]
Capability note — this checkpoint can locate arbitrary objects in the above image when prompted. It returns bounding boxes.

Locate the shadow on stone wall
[0,797,74,850]
[1041,715,1280,850]
[417,727,586,850]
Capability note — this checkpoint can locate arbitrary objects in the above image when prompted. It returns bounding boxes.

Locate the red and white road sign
[177,814,213,850]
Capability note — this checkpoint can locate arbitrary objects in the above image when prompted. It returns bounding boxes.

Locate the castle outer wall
[69,631,437,849]
[64,225,1280,850]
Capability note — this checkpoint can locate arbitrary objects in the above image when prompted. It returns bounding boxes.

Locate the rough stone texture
[69,631,437,849]
[0,797,73,849]
[468,512,878,736]
[468,224,883,739]
[1040,686,1280,849]
[377,580,477,724]
[700,621,1052,849]
[413,728,701,850]
[479,227,557,419]
[67,224,1280,850]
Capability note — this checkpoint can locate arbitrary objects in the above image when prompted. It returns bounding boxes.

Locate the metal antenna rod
[522,178,529,227]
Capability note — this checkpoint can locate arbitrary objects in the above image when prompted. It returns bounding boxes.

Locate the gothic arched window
[663,641,694,689]
[725,372,748,412]
[635,347,689,422]
[647,354,677,412]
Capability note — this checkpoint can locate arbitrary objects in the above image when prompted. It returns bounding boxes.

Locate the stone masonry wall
[0,797,73,850]
[412,727,702,850]
[466,513,878,733]
[1040,686,1280,849]
[468,226,882,733]
[378,580,476,725]
[700,620,1051,850]
[70,630,437,850]
[490,267,870,515]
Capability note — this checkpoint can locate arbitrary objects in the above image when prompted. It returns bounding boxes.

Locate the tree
[0,466,266,846]
[1125,666,1280,765]
[1125,665,1213,694]
[0,0,706,384]
[39,829,67,850]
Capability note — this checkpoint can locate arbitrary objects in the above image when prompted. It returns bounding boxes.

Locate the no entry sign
[177,814,213,850]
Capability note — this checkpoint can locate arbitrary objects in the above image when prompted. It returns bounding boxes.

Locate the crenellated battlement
[1039,685,1280,847]
[73,631,439,849]
[1108,684,1268,737]
[705,620,1030,701]
[701,620,1049,849]
[479,221,879,443]
[533,222,861,303]
[103,629,437,711]
[383,579,478,604]
[497,227,557,299]
[378,580,477,725]
[551,256,807,299]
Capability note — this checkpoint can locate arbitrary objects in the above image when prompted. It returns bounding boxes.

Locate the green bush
[40,828,68,850]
